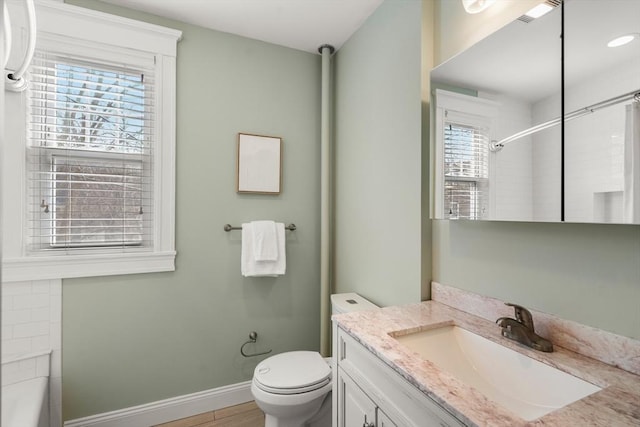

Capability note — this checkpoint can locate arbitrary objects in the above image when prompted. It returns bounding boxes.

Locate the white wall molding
[3,251,176,282]
[31,0,183,55]
[63,381,253,427]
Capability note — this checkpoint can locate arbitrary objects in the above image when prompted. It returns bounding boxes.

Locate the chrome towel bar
[224,223,297,232]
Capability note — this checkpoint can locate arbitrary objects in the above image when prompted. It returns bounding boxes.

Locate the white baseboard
[63,381,253,427]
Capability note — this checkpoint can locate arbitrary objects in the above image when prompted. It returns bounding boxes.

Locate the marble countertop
[333,301,640,426]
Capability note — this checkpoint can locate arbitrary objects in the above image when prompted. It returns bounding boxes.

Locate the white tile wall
[531,54,640,223]
[563,56,639,223]
[532,95,562,222]
[2,279,62,427]
[1,351,51,387]
[491,95,535,220]
[474,92,536,220]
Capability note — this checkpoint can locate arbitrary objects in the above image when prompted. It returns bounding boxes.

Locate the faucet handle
[505,302,534,331]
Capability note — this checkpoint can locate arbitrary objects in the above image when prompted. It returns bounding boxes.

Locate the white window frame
[1,1,181,281]
[433,89,498,220]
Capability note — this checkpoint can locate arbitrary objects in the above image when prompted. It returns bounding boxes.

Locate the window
[443,118,490,219]
[28,54,153,251]
[433,90,497,220]
[1,1,181,281]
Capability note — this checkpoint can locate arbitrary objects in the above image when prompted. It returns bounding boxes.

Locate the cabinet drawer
[337,328,465,427]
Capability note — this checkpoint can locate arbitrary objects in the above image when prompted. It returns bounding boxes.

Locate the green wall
[431,0,640,340]
[433,221,640,339]
[333,0,424,306]
[63,0,321,420]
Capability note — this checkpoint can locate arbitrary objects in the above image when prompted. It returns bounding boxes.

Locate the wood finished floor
[154,401,265,427]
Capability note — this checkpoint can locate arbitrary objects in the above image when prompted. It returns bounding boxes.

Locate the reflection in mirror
[431,0,640,224]
[431,2,562,221]
[564,0,640,224]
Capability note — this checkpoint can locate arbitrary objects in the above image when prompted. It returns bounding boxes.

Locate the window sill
[2,251,176,282]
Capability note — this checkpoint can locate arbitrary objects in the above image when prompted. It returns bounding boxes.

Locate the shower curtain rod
[490,89,640,152]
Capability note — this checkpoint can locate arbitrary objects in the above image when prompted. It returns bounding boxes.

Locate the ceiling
[99,0,384,54]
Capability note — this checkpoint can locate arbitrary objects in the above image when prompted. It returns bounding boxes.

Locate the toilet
[251,293,379,427]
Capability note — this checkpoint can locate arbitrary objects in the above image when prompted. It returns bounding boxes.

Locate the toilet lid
[253,351,331,395]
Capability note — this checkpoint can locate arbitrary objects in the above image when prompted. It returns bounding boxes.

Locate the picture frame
[236,133,282,194]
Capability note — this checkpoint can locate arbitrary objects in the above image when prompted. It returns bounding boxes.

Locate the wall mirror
[431,0,640,224]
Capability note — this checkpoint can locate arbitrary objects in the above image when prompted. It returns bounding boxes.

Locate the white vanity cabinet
[333,325,465,427]
[377,409,396,427]
[339,369,396,427]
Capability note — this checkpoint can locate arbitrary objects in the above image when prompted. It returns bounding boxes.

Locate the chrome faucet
[496,303,553,352]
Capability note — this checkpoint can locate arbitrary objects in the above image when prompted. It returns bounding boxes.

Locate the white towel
[241,222,286,277]
[251,220,278,261]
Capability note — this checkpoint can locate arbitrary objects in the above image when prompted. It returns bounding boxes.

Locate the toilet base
[305,391,331,427]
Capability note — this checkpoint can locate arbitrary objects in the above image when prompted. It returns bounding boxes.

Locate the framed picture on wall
[236,133,282,194]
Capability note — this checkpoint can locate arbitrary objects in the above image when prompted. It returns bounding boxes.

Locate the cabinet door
[377,408,397,427]
[339,371,377,427]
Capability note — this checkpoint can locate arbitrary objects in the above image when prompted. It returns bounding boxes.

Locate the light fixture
[607,33,638,48]
[524,3,554,19]
[462,0,497,14]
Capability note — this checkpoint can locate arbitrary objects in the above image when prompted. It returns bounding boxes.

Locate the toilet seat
[253,351,331,395]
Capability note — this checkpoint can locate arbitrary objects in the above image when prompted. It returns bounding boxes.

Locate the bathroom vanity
[334,325,464,427]
[332,284,640,426]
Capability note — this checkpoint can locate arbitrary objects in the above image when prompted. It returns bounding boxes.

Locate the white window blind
[27,51,154,252]
[443,113,490,219]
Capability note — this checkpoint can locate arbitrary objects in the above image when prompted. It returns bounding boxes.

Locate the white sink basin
[394,325,601,421]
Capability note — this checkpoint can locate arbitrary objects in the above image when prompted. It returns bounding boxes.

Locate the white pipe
[319,44,334,357]
[6,0,36,92]
[2,3,12,69]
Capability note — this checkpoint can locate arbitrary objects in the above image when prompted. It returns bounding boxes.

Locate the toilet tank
[331,293,379,315]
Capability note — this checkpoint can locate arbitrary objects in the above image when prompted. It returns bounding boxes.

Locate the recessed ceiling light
[462,0,497,14]
[524,3,554,19]
[607,34,637,48]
